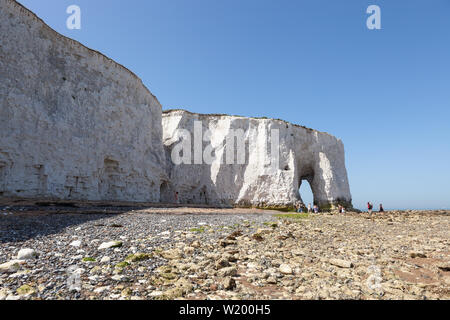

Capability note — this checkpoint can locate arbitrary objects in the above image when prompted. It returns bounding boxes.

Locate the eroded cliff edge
[0,0,165,201]
[162,110,352,210]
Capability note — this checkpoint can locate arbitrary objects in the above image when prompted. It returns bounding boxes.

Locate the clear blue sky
[17,0,450,210]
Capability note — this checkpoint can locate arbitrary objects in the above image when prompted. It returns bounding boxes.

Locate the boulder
[17,248,38,260]
[0,260,24,273]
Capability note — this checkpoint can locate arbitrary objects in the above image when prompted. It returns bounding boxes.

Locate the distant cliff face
[162,110,352,209]
[0,0,164,201]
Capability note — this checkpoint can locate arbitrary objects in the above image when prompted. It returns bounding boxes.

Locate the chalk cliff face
[0,0,164,201]
[162,110,352,209]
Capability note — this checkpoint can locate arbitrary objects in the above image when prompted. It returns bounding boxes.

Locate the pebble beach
[1,203,448,300]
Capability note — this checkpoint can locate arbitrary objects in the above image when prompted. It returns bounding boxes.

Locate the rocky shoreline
[0,206,448,300]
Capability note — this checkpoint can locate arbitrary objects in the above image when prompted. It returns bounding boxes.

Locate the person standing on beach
[175,192,179,204]
[379,204,384,212]
[367,202,373,215]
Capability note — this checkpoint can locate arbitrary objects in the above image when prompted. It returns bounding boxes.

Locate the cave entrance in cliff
[298,179,314,207]
[159,181,172,203]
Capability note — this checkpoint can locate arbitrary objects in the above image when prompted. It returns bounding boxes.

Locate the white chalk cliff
[0,0,352,209]
[0,0,164,202]
[162,110,352,209]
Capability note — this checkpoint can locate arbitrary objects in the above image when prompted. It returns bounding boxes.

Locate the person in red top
[367,202,373,214]
[379,204,384,212]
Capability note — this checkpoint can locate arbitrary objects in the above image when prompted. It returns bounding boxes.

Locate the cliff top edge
[163,109,339,139]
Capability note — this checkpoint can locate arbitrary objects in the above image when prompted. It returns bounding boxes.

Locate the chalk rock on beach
[0,260,24,273]
[98,241,123,250]
[17,249,38,260]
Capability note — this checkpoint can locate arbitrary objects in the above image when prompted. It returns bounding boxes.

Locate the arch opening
[299,179,314,207]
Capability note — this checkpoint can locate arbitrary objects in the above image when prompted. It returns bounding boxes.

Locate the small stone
[219,239,236,247]
[329,259,354,268]
[437,261,450,272]
[209,284,218,291]
[0,288,11,300]
[149,291,163,297]
[90,266,102,274]
[409,252,427,259]
[295,286,307,294]
[215,258,230,269]
[121,287,133,297]
[100,256,111,263]
[70,240,82,247]
[160,248,182,260]
[17,248,38,260]
[88,275,100,282]
[252,234,264,242]
[218,266,237,277]
[221,277,236,290]
[160,272,177,280]
[173,278,194,295]
[16,284,35,296]
[94,286,110,294]
[125,253,152,262]
[266,276,277,284]
[279,264,293,275]
[227,230,243,240]
[292,249,306,256]
[98,241,122,250]
[256,228,272,235]
[111,275,126,281]
[247,262,260,270]
[157,265,172,274]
